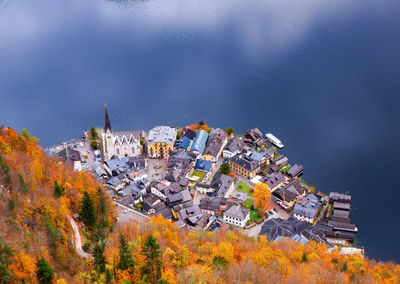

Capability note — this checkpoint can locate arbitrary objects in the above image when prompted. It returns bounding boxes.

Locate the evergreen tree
[20,128,32,140]
[93,243,106,273]
[36,257,54,284]
[141,234,162,284]
[54,180,64,197]
[218,163,231,175]
[96,187,108,230]
[118,234,134,271]
[0,238,13,283]
[80,191,97,228]
[105,268,113,284]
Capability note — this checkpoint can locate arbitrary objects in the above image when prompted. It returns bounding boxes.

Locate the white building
[102,105,142,160]
[223,204,250,228]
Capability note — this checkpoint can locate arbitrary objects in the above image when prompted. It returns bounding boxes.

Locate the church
[101,105,142,160]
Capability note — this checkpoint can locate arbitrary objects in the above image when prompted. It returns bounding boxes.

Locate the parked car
[273,208,278,213]
[268,210,274,215]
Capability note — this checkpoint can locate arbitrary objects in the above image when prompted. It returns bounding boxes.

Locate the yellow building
[229,155,260,178]
[147,126,177,158]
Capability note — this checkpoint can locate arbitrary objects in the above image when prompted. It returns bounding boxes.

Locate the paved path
[66,215,93,260]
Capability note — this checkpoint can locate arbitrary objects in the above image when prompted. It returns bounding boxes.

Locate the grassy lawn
[236,181,254,197]
[250,210,260,221]
[281,165,291,173]
[243,198,253,208]
[191,170,206,182]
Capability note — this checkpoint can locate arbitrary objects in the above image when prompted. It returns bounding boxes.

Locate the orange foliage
[254,182,271,209]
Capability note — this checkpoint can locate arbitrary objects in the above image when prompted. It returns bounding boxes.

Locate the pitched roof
[191,130,209,154]
[203,128,227,157]
[261,172,285,188]
[57,146,81,162]
[229,155,259,172]
[224,137,246,153]
[194,159,213,172]
[224,204,249,220]
[293,194,321,219]
[287,164,304,177]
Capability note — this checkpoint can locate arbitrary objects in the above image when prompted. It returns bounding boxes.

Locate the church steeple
[104,103,112,133]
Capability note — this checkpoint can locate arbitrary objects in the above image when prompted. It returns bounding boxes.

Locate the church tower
[104,103,112,134]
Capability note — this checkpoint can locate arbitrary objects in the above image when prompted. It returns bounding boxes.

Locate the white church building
[102,105,142,160]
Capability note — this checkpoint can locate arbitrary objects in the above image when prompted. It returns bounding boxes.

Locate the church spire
[104,103,112,133]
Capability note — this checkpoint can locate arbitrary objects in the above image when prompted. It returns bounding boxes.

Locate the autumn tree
[141,234,162,283]
[225,127,234,136]
[20,128,32,140]
[117,234,134,271]
[80,191,97,229]
[218,163,231,175]
[254,183,271,209]
[0,238,13,283]
[93,243,106,273]
[36,257,54,284]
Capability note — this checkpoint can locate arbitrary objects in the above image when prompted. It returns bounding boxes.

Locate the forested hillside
[0,127,399,283]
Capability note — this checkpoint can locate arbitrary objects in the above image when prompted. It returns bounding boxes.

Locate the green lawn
[191,170,206,182]
[250,210,259,221]
[236,181,254,197]
[281,165,291,173]
[243,198,253,208]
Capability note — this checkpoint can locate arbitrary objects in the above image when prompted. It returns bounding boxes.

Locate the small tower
[104,103,112,134]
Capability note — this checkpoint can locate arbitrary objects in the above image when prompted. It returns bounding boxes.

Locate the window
[132,147,135,153]
[116,148,120,155]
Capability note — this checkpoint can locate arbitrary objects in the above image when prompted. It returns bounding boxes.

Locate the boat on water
[265,133,284,148]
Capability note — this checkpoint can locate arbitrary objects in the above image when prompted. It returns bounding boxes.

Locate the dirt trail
[66,214,93,260]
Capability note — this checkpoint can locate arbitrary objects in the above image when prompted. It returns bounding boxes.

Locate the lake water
[1,0,400,262]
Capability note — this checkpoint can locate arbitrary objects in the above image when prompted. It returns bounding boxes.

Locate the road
[66,215,93,260]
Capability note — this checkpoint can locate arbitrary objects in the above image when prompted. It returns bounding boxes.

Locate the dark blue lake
[1,0,400,262]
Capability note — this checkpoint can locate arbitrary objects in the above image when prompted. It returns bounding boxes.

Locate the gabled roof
[224,137,246,153]
[181,128,196,140]
[207,173,234,198]
[229,155,259,172]
[57,146,81,162]
[224,204,249,220]
[293,194,321,219]
[113,131,140,146]
[191,130,209,154]
[203,128,227,157]
[194,159,213,172]
[287,164,304,177]
[261,172,285,188]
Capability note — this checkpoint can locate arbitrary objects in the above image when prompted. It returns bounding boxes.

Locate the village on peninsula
[46,106,361,255]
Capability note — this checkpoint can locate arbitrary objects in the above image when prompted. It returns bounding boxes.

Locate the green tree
[105,268,113,283]
[36,257,54,284]
[90,140,99,150]
[89,127,99,140]
[0,238,13,283]
[141,234,162,284]
[218,163,231,175]
[18,173,29,193]
[225,127,233,136]
[118,234,134,271]
[93,243,106,273]
[20,128,32,140]
[54,180,64,197]
[80,191,97,229]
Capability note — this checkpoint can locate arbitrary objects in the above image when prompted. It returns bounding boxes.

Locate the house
[104,156,130,176]
[272,155,288,167]
[260,217,333,247]
[201,128,228,162]
[165,163,187,183]
[207,173,235,198]
[142,194,163,215]
[168,151,197,168]
[102,105,142,160]
[179,205,205,226]
[273,179,307,208]
[229,154,260,178]
[105,177,124,191]
[126,156,147,181]
[181,129,196,140]
[244,128,264,147]
[261,172,287,191]
[194,159,214,173]
[199,197,224,215]
[287,164,304,178]
[175,136,193,151]
[190,130,209,155]
[167,189,192,207]
[329,192,351,203]
[293,194,321,223]
[147,126,177,158]
[92,161,108,179]
[223,137,246,159]
[57,146,82,171]
[155,207,173,220]
[223,204,250,228]
[117,182,147,202]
